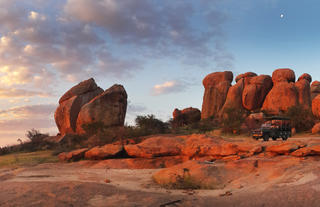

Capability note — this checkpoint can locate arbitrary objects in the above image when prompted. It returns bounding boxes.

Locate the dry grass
[0,150,58,168]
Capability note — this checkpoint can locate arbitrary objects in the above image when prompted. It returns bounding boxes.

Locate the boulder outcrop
[312,95,320,118]
[55,79,104,135]
[76,84,127,134]
[172,107,201,127]
[272,68,296,84]
[311,81,320,100]
[295,73,312,108]
[312,123,320,134]
[220,78,245,114]
[242,75,273,111]
[55,79,127,136]
[201,71,233,119]
[262,82,299,114]
[84,144,124,160]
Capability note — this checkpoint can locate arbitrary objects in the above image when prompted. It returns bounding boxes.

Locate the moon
[280,14,284,19]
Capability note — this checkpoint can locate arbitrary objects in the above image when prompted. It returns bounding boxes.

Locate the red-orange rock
[244,112,265,130]
[55,88,103,135]
[89,156,185,169]
[272,68,296,83]
[291,144,320,157]
[124,136,185,158]
[312,123,320,134]
[298,73,312,83]
[235,72,257,84]
[76,84,127,134]
[58,148,88,162]
[220,78,245,114]
[172,107,201,127]
[59,78,101,104]
[295,78,311,107]
[311,81,320,100]
[312,94,320,118]
[266,142,305,155]
[242,75,273,111]
[153,160,257,189]
[201,71,233,119]
[261,82,299,114]
[85,144,123,160]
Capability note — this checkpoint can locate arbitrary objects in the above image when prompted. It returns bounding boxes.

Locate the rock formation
[242,75,273,111]
[312,95,320,118]
[54,78,104,135]
[76,84,127,134]
[201,71,233,119]
[172,107,201,127]
[55,78,127,136]
[295,73,312,108]
[261,69,299,114]
[201,68,318,119]
[311,81,320,100]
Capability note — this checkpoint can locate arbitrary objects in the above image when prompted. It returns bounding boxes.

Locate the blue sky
[0,0,320,146]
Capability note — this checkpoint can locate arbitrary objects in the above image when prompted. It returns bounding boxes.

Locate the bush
[220,108,248,133]
[283,105,316,132]
[170,117,218,134]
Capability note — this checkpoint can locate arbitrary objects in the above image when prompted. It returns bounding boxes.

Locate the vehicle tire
[282,135,288,141]
[263,134,269,141]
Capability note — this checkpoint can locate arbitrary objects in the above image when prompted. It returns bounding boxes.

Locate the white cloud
[152,80,187,95]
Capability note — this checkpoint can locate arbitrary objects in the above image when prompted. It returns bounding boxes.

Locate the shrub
[220,108,248,133]
[283,105,316,132]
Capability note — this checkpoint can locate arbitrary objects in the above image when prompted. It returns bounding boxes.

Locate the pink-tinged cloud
[152,80,187,96]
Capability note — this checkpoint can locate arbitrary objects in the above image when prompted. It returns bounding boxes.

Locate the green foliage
[221,108,248,133]
[170,117,217,135]
[135,115,169,134]
[283,105,316,132]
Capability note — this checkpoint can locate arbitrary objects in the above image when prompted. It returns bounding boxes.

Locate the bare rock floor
[2,137,320,207]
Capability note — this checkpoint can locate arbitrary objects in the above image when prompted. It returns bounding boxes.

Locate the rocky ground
[2,135,320,207]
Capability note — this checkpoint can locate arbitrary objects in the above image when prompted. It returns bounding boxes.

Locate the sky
[1,0,320,147]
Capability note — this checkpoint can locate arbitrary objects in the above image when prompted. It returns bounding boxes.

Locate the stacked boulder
[172,107,201,127]
[55,78,127,136]
[201,68,317,124]
[201,71,233,119]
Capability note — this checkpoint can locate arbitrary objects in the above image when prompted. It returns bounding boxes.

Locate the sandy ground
[2,136,320,207]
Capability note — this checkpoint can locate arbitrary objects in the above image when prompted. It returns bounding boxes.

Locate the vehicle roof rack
[265,116,290,120]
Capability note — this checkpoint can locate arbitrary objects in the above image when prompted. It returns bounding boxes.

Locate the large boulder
[201,71,233,119]
[124,136,185,158]
[312,123,320,134]
[220,78,246,115]
[311,81,320,100]
[295,73,312,108]
[261,82,299,114]
[272,68,295,84]
[235,72,257,84]
[76,84,127,134]
[55,78,104,135]
[242,75,273,111]
[58,148,88,162]
[312,95,320,118]
[172,107,201,127]
[84,144,124,160]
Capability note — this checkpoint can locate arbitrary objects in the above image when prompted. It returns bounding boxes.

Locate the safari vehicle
[251,117,291,141]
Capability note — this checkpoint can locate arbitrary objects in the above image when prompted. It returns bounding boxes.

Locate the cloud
[0,104,56,119]
[0,88,52,98]
[152,80,188,96]
[64,0,233,67]
[127,101,147,114]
